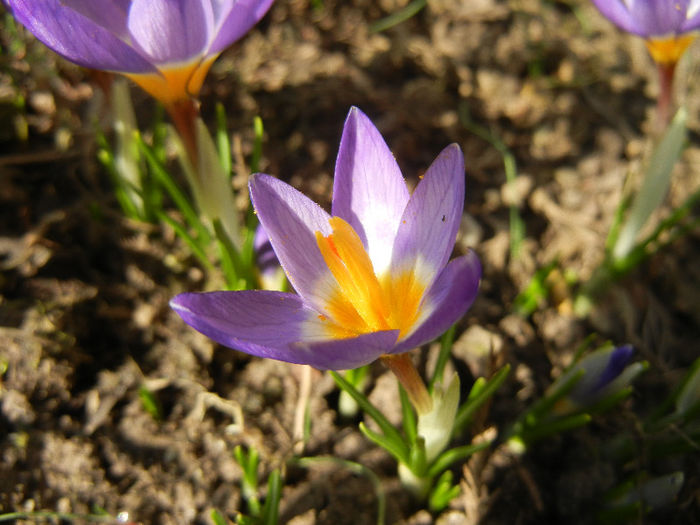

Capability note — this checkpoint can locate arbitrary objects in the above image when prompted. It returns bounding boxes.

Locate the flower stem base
[381,353,432,414]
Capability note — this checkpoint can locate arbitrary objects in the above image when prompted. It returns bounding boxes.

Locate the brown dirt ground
[1,0,699,524]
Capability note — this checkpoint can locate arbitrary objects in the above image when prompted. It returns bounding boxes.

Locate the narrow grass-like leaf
[399,386,417,446]
[426,441,492,479]
[250,116,264,175]
[359,422,409,465]
[330,371,406,449]
[613,108,687,260]
[513,260,558,316]
[210,509,228,525]
[157,212,212,270]
[459,102,524,259]
[216,103,232,178]
[428,471,460,512]
[521,413,592,443]
[455,365,510,432]
[214,219,241,290]
[370,0,427,33]
[138,386,162,421]
[261,470,282,525]
[137,133,210,243]
[430,323,456,391]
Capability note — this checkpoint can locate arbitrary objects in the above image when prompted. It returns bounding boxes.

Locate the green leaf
[613,107,687,261]
[330,371,407,450]
[429,323,456,391]
[359,422,410,465]
[370,0,427,33]
[216,103,232,178]
[428,471,460,512]
[138,386,162,421]
[427,441,491,479]
[399,386,417,446]
[455,365,510,432]
[137,133,210,243]
[211,509,229,525]
[261,470,282,525]
[250,116,264,175]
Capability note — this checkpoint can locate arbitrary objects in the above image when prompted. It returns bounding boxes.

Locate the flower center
[125,54,218,105]
[645,34,696,65]
[315,217,424,340]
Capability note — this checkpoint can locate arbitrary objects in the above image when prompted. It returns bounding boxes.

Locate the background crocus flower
[171,107,481,373]
[253,223,286,290]
[6,0,275,158]
[552,344,643,414]
[5,0,275,106]
[591,0,700,125]
[591,0,700,61]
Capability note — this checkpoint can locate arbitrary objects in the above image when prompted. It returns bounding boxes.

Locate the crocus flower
[171,107,481,374]
[591,0,700,63]
[552,344,643,414]
[5,0,275,106]
[591,0,700,125]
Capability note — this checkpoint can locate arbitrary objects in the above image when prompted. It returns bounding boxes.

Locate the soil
[1,0,699,524]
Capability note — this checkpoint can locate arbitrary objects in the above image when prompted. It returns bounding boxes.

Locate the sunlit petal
[332,107,409,275]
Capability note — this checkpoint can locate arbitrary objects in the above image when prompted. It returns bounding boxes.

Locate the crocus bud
[552,344,643,414]
[418,373,460,463]
[254,224,286,291]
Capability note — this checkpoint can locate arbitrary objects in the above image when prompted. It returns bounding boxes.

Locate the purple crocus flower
[591,0,700,64]
[171,107,481,371]
[5,0,274,105]
[552,344,643,414]
[591,1,700,126]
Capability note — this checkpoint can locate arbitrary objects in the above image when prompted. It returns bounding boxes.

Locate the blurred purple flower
[5,0,274,104]
[552,344,643,413]
[253,223,286,290]
[171,107,481,370]
[591,0,700,64]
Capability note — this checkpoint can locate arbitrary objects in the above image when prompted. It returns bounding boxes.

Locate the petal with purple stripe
[6,0,155,73]
[170,290,397,369]
[392,251,481,353]
[249,174,338,313]
[332,107,409,275]
[390,144,465,288]
[208,0,276,55]
[128,0,210,63]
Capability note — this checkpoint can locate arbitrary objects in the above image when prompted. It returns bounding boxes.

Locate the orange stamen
[314,217,425,340]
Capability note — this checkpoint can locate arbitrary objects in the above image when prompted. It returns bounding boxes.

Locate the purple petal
[207,0,276,55]
[291,331,400,370]
[590,344,635,394]
[630,0,693,36]
[249,174,337,312]
[680,1,700,32]
[591,0,645,35]
[392,251,481,353]
[332,107,410,275]
[127,0,211,63]
[253,223,281,278]
[170,290,397,369]
[390,144,465,288]
[6,0,155,73]
[60,0,131,37]
[592,0,697,37]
